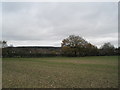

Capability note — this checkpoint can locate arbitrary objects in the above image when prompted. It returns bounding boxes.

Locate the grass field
[2,56,118,88]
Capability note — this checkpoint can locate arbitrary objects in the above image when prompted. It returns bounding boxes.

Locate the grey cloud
[2,2,118,47]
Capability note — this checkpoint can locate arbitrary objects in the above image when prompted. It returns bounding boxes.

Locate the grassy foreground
[2,56,118,88]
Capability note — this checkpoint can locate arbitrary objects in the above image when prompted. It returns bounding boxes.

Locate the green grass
[2,56,118,88]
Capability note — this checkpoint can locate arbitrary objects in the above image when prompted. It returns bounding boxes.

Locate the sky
[2,2,118,48]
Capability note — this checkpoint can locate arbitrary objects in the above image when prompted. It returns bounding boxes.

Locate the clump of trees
[61,35,118,57]
[61,35,98,57]
[99,42,118,56]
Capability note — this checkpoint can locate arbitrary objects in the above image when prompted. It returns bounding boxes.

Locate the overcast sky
[2,2,118,47]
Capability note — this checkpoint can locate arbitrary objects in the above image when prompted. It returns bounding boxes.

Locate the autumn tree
[61,35,98,56]
[85,43,98,56]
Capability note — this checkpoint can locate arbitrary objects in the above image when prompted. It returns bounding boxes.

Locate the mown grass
[2,56,118,88]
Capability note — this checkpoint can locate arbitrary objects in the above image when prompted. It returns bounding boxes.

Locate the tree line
[61,35,118,57]
[1,35,119,57]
